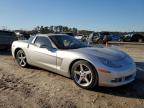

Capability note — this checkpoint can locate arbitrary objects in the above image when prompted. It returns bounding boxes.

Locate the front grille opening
[111,74,134,83]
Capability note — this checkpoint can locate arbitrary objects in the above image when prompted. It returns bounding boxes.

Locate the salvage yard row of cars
[80,32,144,44]
[0,30,144,50]
[11,34,136,89]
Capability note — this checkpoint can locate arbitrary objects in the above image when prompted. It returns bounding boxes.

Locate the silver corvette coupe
[11,34,136,89]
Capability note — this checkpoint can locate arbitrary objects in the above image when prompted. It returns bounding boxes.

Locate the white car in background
[75,35,83,41]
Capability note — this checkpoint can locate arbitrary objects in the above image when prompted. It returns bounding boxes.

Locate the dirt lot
[0,45,144,108]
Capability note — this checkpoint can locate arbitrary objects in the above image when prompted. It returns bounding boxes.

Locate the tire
[16,49,28,68]
[71,60,98,89]
[138,38,143,43]
[97,39,103,44]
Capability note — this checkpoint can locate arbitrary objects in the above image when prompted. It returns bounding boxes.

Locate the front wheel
[16,49,28,68]
[71,60,98,89]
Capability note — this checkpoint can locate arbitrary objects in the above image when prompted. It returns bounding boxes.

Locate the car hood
[72,47,127,61]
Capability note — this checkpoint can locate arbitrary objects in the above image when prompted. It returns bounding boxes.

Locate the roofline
[35,33,71,37]
[0,30,14,33]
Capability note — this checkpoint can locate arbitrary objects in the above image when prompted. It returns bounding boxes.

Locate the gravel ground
[0,45,144,108]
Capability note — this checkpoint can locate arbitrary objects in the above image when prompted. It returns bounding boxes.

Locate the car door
[28,36,57,72]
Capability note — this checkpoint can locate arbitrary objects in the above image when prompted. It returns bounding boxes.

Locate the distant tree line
[27,25,94,36]
[30,26,77,34]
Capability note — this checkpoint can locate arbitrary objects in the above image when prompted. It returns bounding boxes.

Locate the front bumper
[97,64,136,87]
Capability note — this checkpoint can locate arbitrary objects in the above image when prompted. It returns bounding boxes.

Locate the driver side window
[34,36,52,48]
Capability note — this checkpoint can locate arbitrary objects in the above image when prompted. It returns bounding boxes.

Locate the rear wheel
[71,60,98,89]
[138,38,143,43]
[97,39,103,44]
[16,49,28,68]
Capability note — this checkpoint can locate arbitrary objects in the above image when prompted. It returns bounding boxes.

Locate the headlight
[99,58,122,68]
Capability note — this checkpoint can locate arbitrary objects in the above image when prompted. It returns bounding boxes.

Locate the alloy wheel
[16,50,27,67]
[73,64,93,87]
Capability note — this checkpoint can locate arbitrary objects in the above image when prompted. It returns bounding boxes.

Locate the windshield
[49,35,88,49]
[28,36,35,43]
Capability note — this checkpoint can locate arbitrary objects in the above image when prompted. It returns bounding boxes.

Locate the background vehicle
[75,35,83,41]
[0,30,17,50]
[123,33,144,42]
[15,31,30,40]
[88,32,122,44]
[111,35,122,41]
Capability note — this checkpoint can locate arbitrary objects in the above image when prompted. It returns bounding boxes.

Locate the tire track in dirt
[0,68,2,71]
[0,71,36,98]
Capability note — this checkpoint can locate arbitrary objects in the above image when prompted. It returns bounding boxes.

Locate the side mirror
[39,44,57,52]
[48,47,57,52]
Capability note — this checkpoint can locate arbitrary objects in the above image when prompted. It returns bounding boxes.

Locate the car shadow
[27,65,67,78]
[136,62,144,68]
[92,79,144,99]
